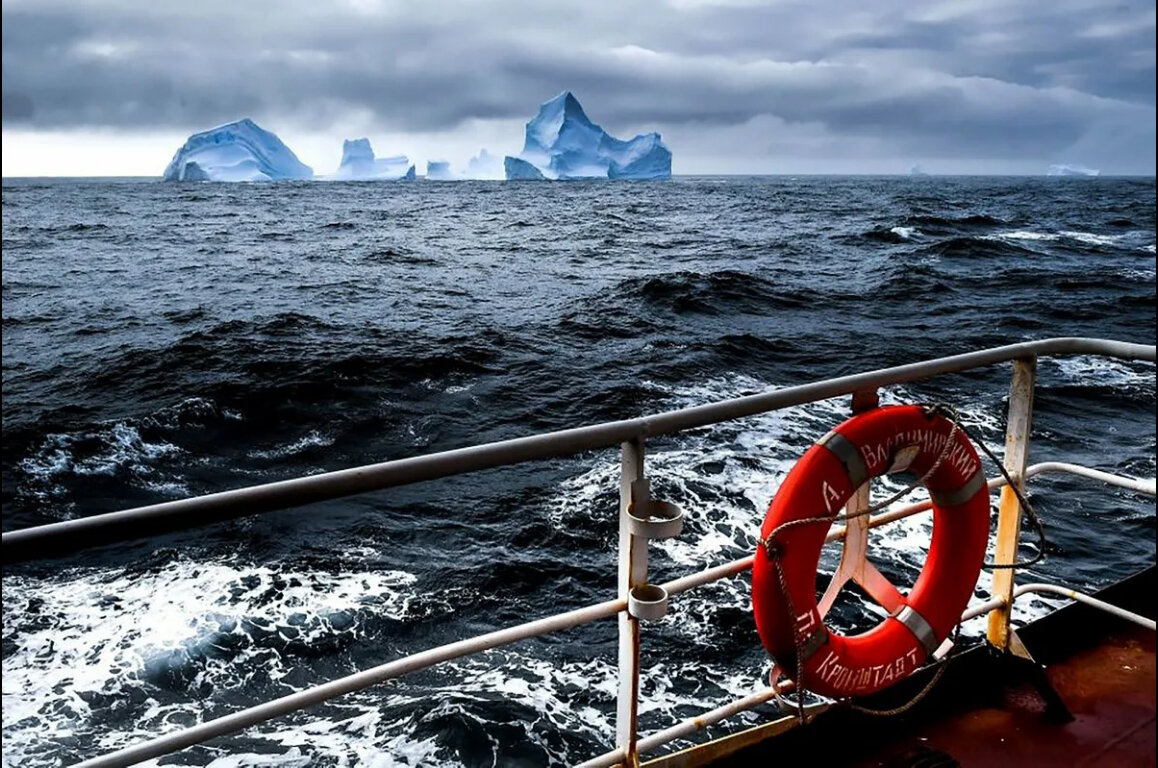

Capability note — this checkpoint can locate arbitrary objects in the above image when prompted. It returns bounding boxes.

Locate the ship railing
[3,337,1155,768]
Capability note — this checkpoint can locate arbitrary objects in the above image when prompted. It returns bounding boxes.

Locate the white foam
[991,230,1125,248]
[23,422,181,477]
[1,556,417,764]
[215,652,621,766]
[992,230,1058,242]
[18,422,187,512]
[1144,244,1156,254]
[205,747,313,768]
[248,430,335,459]
[144,396,226,429]
[1050,355,1154,388]
[1059,231,1122,247]
[890,226,918,240]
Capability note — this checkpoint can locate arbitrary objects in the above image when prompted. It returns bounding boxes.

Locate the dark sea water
[2,176,1155,767]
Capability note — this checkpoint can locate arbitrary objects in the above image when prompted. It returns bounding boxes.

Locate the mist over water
[2,176,1155,766]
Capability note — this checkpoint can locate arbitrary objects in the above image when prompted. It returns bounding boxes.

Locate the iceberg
[1047,164,1100,177]
[162,118,312,182]
[466,149,504,180]
[333,138,415,180]
[504,156,546,180]
[503,92,672,180]
[426,160,455,180]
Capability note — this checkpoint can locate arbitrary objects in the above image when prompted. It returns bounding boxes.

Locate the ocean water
[2,175,1155,767]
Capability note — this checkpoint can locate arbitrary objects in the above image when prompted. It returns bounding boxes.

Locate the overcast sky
[2,0,1155,176]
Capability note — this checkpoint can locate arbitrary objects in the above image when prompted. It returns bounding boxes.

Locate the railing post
[616,437,647,767]
[987,356,1037,651]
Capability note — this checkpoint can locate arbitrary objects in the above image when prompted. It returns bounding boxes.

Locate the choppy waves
[2,176,1154,766]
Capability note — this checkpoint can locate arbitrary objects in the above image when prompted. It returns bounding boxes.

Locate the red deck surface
[715,569,1156,768]
[852,623,1155,767]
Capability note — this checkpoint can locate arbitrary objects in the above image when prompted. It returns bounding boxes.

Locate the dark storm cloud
[2,0,1154,166]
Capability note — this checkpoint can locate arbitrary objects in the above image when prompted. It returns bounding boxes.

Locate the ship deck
[704,567,1155,768]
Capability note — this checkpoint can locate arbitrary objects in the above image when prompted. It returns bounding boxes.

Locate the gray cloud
[2,0,1154,172]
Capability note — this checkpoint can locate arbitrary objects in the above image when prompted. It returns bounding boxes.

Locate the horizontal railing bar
[1013,583,1156,631]
[71,597,627,768]
[575,685,823,768]
[636,683,808,757]
[1024,462,1156,496]
[661,555,755,597]
[849,461,1156,533]
[6,338,1154,562]
[960,597,1007,622]
[64,459,1158,768]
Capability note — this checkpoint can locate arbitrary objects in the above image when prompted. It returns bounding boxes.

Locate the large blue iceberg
[333,138,415,180]
[162,118,312,182]
[504,92,671,180]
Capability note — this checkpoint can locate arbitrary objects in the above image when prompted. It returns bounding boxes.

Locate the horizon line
[3,172,1155,181]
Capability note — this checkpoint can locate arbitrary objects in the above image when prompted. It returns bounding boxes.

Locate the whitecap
[991,230,1058,242]
[1059,231,1122,247]
[18,422,185,512]
[247,430,335,459]
[1049,355,1154,389]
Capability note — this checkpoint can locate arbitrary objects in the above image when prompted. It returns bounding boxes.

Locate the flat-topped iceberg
[162,118,312,182]
[504,92,671,180]
[1047,164,1100,177]
[333,138,415,180]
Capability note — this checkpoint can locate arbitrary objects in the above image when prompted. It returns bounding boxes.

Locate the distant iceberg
[466,149,504,180]
[1047,164,1100,177]
[162,118,312,182]
[504,92,672,180]
[333,138,415,180]
[426,160,455,180]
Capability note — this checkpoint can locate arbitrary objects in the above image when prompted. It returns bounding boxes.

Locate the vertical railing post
[987,357,1037,651]
[616,437,647,767]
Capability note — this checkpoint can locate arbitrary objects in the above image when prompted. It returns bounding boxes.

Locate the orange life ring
[752,404,990,698]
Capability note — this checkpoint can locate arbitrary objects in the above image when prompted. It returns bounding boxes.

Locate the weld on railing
[3,337,1155,768]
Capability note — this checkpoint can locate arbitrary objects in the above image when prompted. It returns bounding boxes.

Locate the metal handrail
[836,459,1157,535]
[7,337,1153,768]
[1013,582,1156,631]
[4,337,1153,562]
